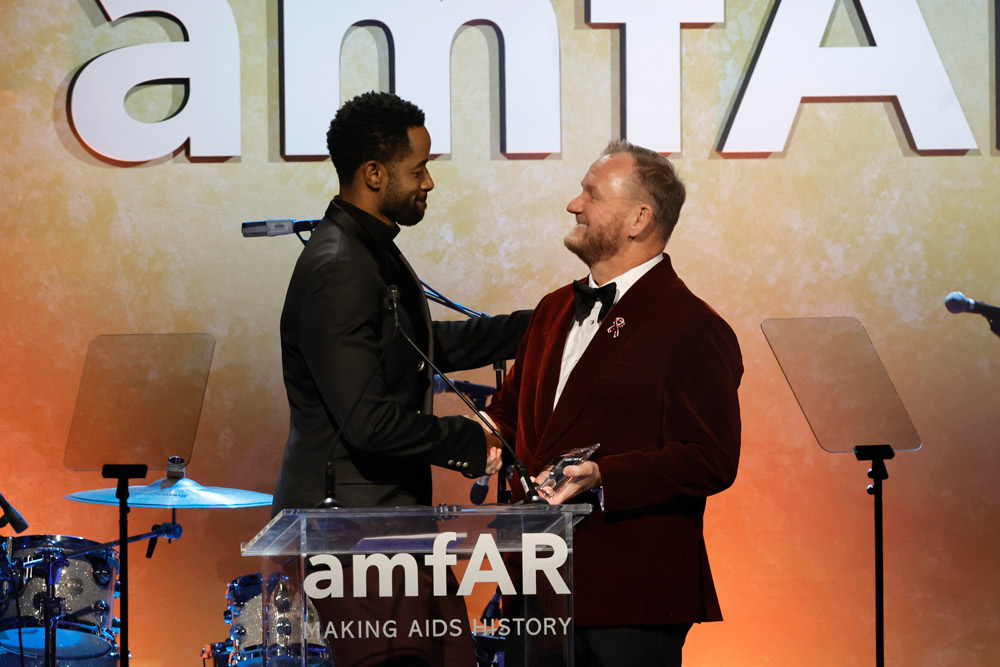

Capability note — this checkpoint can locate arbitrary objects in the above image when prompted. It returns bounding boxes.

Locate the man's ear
[628,204,656,240]
[361,160,383,191]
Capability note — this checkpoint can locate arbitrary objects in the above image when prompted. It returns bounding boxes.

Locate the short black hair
[326,91,426,184]
[603,139,686,242]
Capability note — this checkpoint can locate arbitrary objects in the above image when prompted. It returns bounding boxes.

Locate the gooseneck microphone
[315,301,399,509]
[945,291,1000,337]
[241,219,318,238]
[386,286,547,505]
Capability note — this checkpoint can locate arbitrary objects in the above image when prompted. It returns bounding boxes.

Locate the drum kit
[3,332,506,666]
[201,574,329,667]
[0,458,314,667]
[0,335,334,664]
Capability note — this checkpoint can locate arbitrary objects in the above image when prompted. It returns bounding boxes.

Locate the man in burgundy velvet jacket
[485,140,743,666]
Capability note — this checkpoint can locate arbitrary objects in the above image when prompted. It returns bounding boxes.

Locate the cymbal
[66,477,273,509]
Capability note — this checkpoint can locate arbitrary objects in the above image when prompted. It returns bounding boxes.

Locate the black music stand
[63,334,215,666]
[762,318,921,667]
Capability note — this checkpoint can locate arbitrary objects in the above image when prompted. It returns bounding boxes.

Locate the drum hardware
[1,538,13,612]
[1,536,118,664]
[0,525,180,667]
[200,640,233,667]
[472,633,505,667]
[220,573,330,667]
[37,547,69,667]
[474,586,505,667]
[60,457,272,666]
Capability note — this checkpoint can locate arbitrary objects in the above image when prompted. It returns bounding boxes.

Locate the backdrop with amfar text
[2,1,998,665]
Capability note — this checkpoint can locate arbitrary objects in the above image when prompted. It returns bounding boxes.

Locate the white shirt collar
[587,253,663,303]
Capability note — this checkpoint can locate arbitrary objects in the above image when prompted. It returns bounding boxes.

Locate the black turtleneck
[327,198,429,351]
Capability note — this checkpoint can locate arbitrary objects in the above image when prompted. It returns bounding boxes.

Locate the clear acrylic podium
[242,504,591,666]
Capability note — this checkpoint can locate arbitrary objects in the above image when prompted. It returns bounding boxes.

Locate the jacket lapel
[537,256,675,451]
[394,250,434,349]
[532,294,575,435]
[326,203,435,410]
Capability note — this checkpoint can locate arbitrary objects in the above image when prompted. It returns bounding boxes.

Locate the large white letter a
[68,0,241,163]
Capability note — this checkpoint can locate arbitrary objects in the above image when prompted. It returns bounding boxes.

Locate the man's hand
[468,415,504,476]
[484,432,504,475]
[545,461,602,505]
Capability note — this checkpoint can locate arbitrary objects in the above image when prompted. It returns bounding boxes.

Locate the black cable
[285,221,487,319]
[386,286,545,505]
[316,319,398,508]
[420,279,489,319]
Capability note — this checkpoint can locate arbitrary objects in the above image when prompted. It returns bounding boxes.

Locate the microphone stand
[101,463,148,667]
[38,547,68,667]
[855,444,895,667]
[316,317,398,509]
[492,361,512,504]
[988,315,1000,338]
[386,286,546,505]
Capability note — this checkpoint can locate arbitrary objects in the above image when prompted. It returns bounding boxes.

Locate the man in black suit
[273,90,530,512]
[270,92,530,665]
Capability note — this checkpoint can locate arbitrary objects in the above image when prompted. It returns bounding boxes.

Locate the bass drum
[0,648,118,666]
[0,536,119,661]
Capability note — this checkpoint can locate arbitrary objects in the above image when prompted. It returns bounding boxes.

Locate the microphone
[386,285,401,313]
[386,287,547,505]
[241,219,318,238]
[0,493,28,534]
[432,375,496,411]
[469,476,491,505]
[945,292,1000,317]
[945,291,1000,337]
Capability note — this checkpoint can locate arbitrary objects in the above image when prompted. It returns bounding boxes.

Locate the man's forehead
[584,152,633,189]
[398,126,430,163]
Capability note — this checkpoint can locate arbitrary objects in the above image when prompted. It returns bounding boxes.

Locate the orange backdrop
[2,1,999,665]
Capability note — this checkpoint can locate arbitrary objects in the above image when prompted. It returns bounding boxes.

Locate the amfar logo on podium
[67,0,978,164]
[302,532,570,599]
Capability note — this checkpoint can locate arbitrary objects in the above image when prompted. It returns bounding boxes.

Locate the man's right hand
[484,432,504,475]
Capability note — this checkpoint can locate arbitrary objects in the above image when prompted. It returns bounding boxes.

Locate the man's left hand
[546,461,602,505]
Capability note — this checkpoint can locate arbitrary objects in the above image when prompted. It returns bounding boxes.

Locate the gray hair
[603,139,686,241]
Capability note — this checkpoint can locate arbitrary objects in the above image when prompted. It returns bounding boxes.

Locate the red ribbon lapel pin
[606,316,625,338]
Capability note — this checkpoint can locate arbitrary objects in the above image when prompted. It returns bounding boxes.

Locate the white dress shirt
[553,254,663,408]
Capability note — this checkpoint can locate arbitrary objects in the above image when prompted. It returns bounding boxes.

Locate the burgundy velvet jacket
[485,255,743,626]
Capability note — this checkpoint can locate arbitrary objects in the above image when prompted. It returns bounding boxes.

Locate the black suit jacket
[272,200,531,513]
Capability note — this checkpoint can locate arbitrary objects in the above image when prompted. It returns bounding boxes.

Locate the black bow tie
[573,281,617,324]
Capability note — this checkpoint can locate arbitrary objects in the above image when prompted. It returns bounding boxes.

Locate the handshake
[479,417,505,476]
[467,412,505,476]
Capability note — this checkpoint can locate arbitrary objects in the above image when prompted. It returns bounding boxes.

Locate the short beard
[563,222,621,267]
[382,176,425,227]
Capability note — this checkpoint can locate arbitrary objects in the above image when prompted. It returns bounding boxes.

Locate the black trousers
[574,623,693,667]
